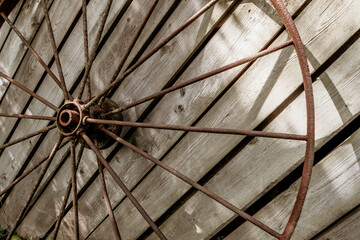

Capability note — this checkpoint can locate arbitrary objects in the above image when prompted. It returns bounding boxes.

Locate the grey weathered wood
[15,0,176,238]
[0,0,22,49]
[55,1,233,239]
[316,206,360,240]
[226,126,360,240]
[0,0,131,237]
[0,0,52,98]
[147,28,360,240]
[86,0,316,239]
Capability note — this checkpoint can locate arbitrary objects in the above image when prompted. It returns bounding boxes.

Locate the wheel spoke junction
[0,0,316,238]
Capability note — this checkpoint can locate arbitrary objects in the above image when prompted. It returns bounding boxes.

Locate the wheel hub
[56,98,123,149]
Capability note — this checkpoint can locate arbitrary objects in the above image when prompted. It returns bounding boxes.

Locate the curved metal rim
[0,0,315,239]
[271,0,315,239]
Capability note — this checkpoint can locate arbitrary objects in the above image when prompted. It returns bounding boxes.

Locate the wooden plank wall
[0,0,359,239]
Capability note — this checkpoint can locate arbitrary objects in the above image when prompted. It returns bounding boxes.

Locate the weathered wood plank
[147,27,360,240]
[87,0,315,239]
[55,1,233,239]
[226,126,360,239]
[316,206,360,240]
[0,0,22,49]
[0,0,52,98]
[0,0,133,236]
[15,0,177,238]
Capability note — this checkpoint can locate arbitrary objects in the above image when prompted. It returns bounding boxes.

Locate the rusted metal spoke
[0,0,20,28]
[0,12,64,91]
[0,71,57,110]
[85,0,221,108]
[85,117,306,141]
[70,140,79,240]
[52,144,84,240]
[81,132,167,240]
[5,135,64,240]
[97,158,122,240]
[0,124,56,150]
[102,128,282,239]
[78,0,113,100]
[0,139,70,197]
[81,0,90,100]
[104,40,293,116]
[98,0,159,105]
[41,0,72,100]
[0,113,56,121]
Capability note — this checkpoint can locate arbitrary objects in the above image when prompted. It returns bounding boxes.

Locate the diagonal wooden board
[0,0,53,99]
[0,0,132,234]
[0,0,22,50]
[315,206,360,240]
[87,0,360,239]
[147,28,360,240]
[226,120,360,238]
[9,0,193,238]
[85,0,314,239]
[53,1,235,238]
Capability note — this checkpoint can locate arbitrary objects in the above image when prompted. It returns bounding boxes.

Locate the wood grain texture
[226,124,360,239]
[87,0,312,239]
[0,0,22,50]
[316,206,360,240]
[147,23,360,240]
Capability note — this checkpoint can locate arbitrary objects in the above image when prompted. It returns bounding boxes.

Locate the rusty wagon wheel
[0,0,314,239]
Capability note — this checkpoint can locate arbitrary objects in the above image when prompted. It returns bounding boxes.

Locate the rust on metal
[0,0,19,27]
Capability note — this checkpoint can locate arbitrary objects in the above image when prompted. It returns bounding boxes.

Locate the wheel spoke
[5,135,64,240]
[97,158,122,240]
[102,128,282,239]
[81,132,167,240]
[85,0,221,108]
[81,0,90,100]
[0,139,70,198]
[70,141,80,240]
[52,144,84,240]
[0,12,64,91]
[0,71,57,110]
[0,124,56,150]
[85,117,306,141]
[0,113,56,121]
[41,0,72,100]
[98,0,159,105]
[78,0,113,100]
[103,40,293,116]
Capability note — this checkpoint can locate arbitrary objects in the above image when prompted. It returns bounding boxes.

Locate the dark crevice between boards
[0,0,131,216]
[0,0,54,108]
[310,203,360,239]
[0,0,25,52]
[84,1,246,238]
[0,1,54,107]
[0,0,87,209]
[210,114,360,240]
[208,28,360,239]
[137,5,360,240]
